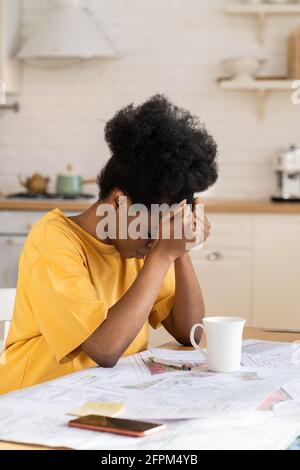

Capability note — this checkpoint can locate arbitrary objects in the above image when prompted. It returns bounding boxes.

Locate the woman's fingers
[154,199,211,246]
[161,199,186,224]
[192,197,202,211]
[153,201,187,240]
[193,198,211,242]
[183,205,195,241]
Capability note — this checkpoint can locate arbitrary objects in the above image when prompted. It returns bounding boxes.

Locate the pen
[149,357,192,371]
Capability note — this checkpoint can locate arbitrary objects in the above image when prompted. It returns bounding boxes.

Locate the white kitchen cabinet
[252,215,300,330]
[0,235,25,287]
[149,246,253,348]
[0,210,46,234]
[191,248,252,325]
[204,214,252,249]
[190,214,253,325]
[0,210,78,288]
[0,0,21,96]
[148,325,174,348]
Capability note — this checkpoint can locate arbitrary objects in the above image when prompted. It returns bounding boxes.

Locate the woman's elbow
[174,328,203,347]
[81,342,119,368]
[97,356,119,368]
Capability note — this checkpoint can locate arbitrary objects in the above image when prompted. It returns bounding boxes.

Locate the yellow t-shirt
[0,208,175,395]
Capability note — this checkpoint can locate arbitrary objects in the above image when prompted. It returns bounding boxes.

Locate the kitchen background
[1,0,300,344]
[1,0,300,198]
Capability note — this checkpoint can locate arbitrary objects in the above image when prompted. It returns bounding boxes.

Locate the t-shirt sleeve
[28,249,108,364]
[148,264,175,330]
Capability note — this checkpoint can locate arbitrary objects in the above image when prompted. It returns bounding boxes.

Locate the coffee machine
[272,145,300,202]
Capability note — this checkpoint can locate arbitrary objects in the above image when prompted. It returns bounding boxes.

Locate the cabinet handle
[206,252,223,261]
[5,239,23,246]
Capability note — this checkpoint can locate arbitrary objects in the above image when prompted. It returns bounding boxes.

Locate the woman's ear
[108,189,128,209]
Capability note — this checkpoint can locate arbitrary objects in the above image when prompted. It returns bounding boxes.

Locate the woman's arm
[162,202,210,345]
[81,247,173,368]
[81,203,189,367]
[162,253,205,345]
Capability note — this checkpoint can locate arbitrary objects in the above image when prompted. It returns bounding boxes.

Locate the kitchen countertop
[204,199,300,214]
[1,198,300,214]
[0,197,98,212]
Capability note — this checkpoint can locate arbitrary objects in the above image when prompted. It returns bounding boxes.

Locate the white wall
[0,0,300,198]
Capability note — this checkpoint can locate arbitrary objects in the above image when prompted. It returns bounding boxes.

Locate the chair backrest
[0,288,16,351]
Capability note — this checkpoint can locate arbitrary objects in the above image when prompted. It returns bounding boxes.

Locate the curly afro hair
[98,94,218,206]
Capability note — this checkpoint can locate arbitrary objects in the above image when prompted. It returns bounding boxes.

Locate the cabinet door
[203,214,252,249]
[190,249,252,325]
[0,235,26,287]
[148,326,174,348]
[253,216,300,329]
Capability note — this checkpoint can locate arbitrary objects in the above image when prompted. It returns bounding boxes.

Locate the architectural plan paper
[0,341,300,449]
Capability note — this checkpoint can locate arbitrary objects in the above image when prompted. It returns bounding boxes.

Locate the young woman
[0,95,218,394]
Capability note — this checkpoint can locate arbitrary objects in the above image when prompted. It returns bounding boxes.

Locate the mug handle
[190,323,206,355]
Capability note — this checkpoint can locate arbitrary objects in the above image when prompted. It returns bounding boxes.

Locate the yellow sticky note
[67,401,124,418]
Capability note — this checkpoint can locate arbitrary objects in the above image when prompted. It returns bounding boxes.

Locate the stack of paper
[0,340,300,450]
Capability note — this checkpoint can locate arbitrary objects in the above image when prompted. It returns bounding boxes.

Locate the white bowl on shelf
[222,57,266,82]
[243,0,263,4]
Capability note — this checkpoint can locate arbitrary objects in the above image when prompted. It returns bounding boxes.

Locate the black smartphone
[69,415,166,437]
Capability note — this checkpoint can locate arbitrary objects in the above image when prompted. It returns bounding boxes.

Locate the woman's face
[99,190,188,260]
[112,209,154,260]
[97,191,155,259]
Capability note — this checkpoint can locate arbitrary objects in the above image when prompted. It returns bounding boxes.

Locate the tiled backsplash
[0,0,299,198]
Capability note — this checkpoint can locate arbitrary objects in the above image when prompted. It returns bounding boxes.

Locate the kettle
[18,173,50,194]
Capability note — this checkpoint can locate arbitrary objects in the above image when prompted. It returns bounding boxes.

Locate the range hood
[17,0,117,60]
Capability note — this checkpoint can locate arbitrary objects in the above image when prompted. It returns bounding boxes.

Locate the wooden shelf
[224,4,300,15]
[218,77,294,118]
[223,3,300,44]
[219,77,293,90]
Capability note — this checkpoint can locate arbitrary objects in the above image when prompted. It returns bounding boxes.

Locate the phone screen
[69,415,165,436]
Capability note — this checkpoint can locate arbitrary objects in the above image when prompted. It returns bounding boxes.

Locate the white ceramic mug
[190,316,246,373]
